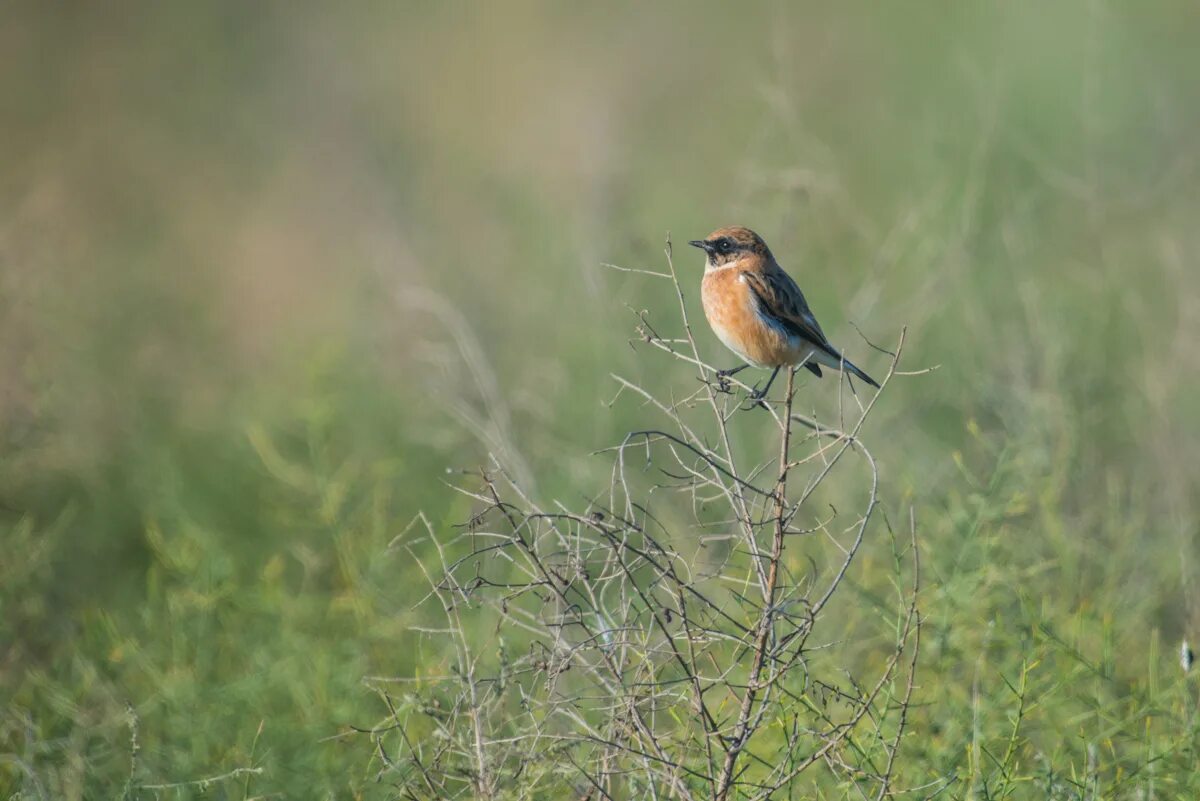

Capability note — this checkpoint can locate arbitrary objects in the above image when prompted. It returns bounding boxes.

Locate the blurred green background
[4,2,1200,798]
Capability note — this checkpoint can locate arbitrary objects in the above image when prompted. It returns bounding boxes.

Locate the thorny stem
[715,366,797,801]
[480,475,699,800]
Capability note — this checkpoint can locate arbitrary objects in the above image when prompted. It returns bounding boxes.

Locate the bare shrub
[364,238,922,800]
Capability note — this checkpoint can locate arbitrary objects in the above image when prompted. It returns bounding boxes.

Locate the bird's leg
[745,366,781,409]
[714,364,749,393]
[717,364,749,379]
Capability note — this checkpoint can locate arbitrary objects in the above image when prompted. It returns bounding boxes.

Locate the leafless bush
[364,239,922,800]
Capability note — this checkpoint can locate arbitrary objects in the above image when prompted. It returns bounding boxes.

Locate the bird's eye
[718,240,731,253]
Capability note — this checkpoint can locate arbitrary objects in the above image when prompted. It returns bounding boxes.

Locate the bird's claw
[741,386,770,411]
[701,374,734,394]
[712,367,742,395]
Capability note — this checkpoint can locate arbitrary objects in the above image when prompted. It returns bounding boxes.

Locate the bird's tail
[813,347,880,389]
[842,358,880,389]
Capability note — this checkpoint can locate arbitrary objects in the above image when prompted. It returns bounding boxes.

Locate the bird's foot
[741,386,770,411]
[740,366,781,411]
[702,374,734,394]
[712,365,747,395]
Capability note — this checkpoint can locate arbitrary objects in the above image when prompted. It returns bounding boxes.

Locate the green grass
[3,1,1200,798]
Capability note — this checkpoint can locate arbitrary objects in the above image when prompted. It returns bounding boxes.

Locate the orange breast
[701,268,802,367]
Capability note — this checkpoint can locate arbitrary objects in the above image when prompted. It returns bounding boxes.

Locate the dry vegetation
[366,244,919,798]
[3,3,1200,799]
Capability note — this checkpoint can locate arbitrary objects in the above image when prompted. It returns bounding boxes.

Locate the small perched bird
[690,226,879,400]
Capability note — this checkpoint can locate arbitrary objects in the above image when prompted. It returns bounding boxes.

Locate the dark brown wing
[740,268,840,362]
[743,266,881,388]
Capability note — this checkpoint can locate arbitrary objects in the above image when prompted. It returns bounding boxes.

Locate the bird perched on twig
[690,226,879,403]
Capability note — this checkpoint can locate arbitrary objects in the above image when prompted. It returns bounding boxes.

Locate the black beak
[688,239,712,253]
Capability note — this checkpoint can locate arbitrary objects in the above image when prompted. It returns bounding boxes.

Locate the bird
[689,226,879,402]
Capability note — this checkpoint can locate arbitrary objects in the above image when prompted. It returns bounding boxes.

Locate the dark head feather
[688,226,772,266]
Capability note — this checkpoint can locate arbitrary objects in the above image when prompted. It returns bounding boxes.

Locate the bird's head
[688,226,771,269]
